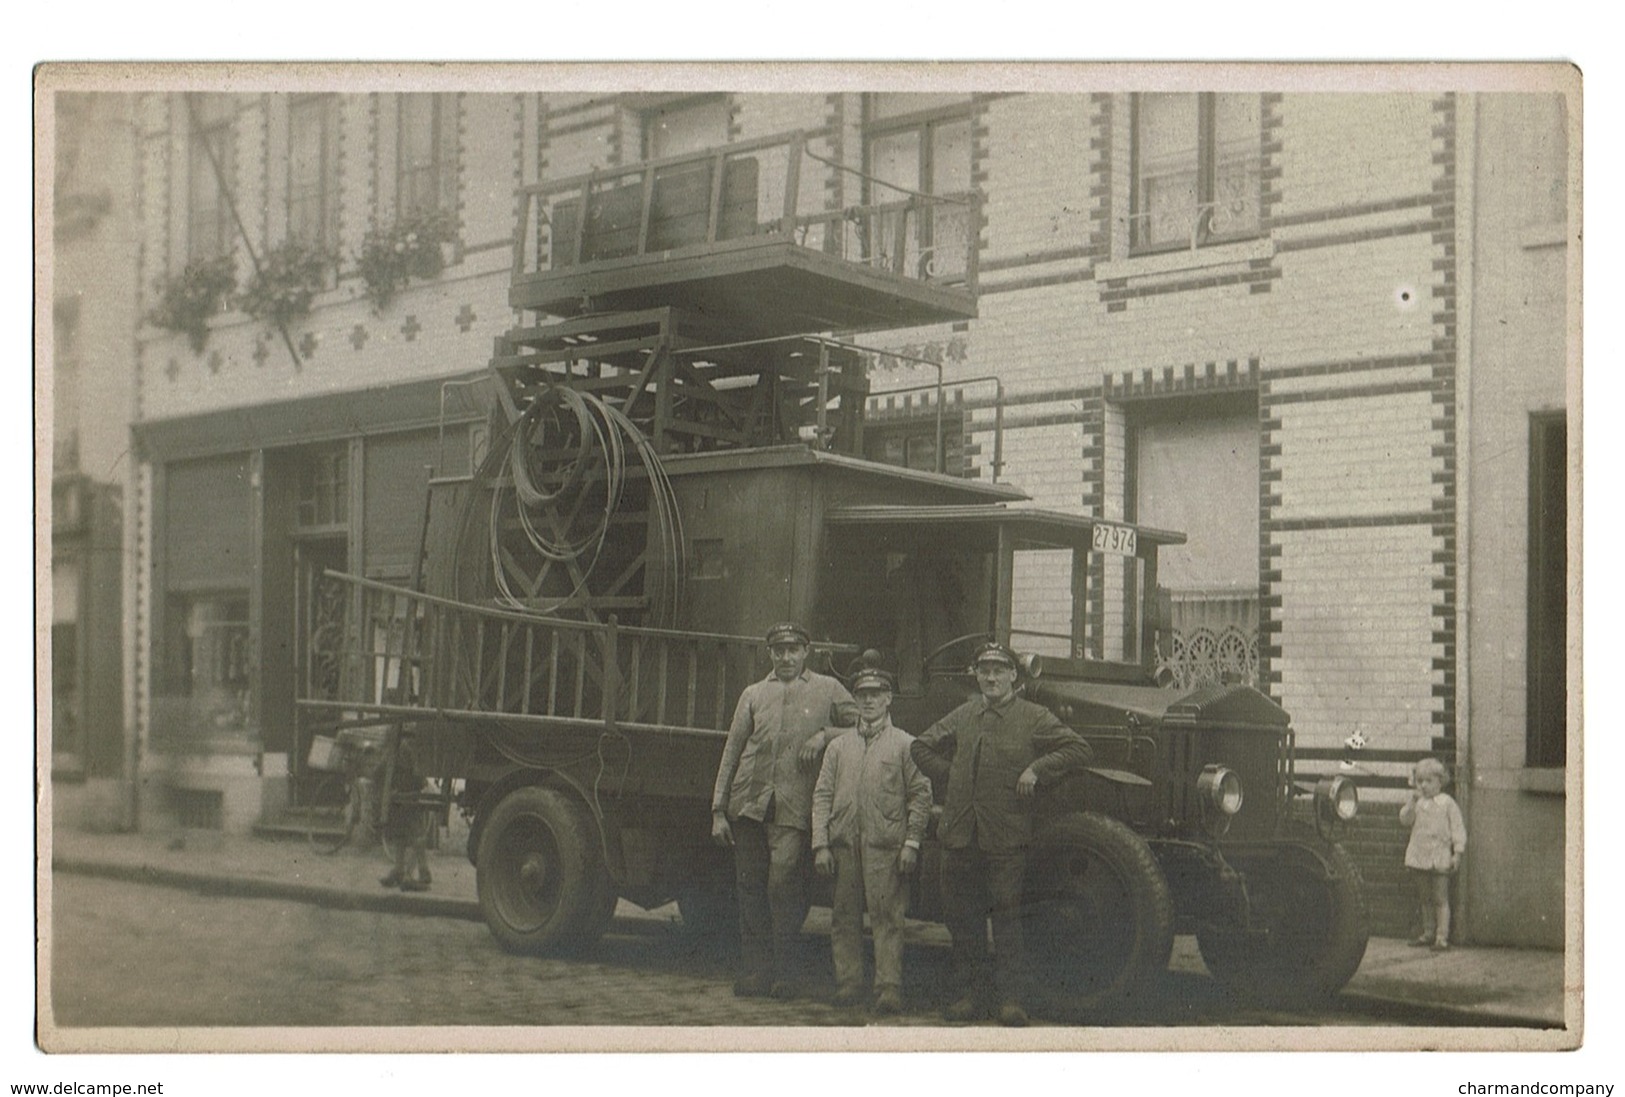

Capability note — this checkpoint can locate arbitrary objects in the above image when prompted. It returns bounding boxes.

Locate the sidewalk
[46,825,1574,1031]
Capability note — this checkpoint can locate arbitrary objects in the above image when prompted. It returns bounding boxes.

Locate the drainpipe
[1454,93,1477,943]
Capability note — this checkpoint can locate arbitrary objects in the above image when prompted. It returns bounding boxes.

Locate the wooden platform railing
[513,131,979,294]
[296,571,858,738]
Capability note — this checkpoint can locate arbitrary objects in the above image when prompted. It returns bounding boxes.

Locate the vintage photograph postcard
[33,60,1583,1072]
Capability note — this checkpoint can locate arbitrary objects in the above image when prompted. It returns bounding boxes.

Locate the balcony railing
[1130,151,1262,252]
[513,130,979,294]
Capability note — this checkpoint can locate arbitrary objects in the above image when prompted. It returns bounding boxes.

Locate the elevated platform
[511,233,976,337]
[510,130,979,338]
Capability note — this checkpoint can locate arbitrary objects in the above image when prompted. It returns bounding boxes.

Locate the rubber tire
[1021,812,1175,1017]
[1196,837,1370,1007]
[475,786,611,955]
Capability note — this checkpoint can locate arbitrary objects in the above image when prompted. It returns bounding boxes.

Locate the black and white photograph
[27,51,1594,1089]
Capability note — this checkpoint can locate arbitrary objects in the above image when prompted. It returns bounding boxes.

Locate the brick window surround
[1130,92,1262,254]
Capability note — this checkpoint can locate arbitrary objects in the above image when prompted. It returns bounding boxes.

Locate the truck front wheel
[1196,838,1370,1006]
[475,785,611,955]
[1022,813,1175,1017]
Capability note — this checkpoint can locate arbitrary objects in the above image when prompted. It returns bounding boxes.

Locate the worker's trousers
[830,844,909,994]
[942,844,1028,1002]
[732,816,809,982]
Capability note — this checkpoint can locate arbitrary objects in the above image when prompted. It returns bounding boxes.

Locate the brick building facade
[114,83,1573,947]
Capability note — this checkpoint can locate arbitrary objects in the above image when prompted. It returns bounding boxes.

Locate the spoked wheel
[304,774,355,855]
[1196,837,1369,1007]
[475,785,612,955]
[1022,813,1174,1018]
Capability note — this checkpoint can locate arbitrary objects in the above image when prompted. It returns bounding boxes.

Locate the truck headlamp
[1315,775,1359,823]
[1197,765,1244,816]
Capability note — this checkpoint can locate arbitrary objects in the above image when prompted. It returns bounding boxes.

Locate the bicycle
[304,727,435,859]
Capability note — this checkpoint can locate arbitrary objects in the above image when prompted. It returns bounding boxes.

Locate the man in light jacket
[712,622,858,998]
[812,667,933,1014]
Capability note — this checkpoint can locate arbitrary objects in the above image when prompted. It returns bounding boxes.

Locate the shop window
[1132,92,1261,253]
[288,94,340,251]
[1527,411,1567,768]
[398,93,458,217]
[296,444,349,531]
[163,592,252,736]
[642,95,730,161]
[187,93,236,261]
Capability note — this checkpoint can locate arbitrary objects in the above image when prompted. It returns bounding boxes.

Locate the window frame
[861,409,966,477]
[1129,92,1263,256]
[862,96,975,203]
[862,96,976,280]
[294,443,350,535]
[287,93,341,252]
[160,587,254,738]
[186,94,237,262]
[396,93,459,219]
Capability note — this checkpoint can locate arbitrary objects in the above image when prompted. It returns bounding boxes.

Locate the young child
[1399,756,1466,950]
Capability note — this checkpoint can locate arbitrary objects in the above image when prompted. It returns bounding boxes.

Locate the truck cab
[812,498,1369,1013]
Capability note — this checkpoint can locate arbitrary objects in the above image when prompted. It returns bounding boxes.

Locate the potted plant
[146,254,237,354]
[237,239,334,330]
[356,208,456,311]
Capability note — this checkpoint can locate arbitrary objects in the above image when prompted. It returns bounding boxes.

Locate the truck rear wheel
[475,786,611,955]
[1022,813,1174,1016]
[1196,837,1370,1006]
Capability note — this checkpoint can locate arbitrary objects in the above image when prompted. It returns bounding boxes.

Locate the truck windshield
[819,528,1154,690]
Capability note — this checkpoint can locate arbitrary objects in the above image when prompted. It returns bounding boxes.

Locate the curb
[53,857,484,922]
[1335,990,1564,1031]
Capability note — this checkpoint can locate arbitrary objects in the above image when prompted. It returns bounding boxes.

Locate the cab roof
[824,503,1186,553]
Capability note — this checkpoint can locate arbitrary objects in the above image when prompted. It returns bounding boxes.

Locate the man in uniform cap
[811,667,932,1013]
[712,622,857,998]
[911,640,1092,1026]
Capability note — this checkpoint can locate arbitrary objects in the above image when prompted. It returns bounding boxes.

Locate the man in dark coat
[911,641,1092,1026]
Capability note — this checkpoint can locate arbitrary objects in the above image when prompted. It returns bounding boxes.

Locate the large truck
[296,131,1368,1015]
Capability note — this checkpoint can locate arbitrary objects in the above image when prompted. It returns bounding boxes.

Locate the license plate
[1092,521,1138,557]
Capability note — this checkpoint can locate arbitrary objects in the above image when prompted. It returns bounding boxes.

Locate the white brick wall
[461,94,522,248]
[1275,392,1438,519]
[731,94,826,142]
[981,95,1094,262]
[1011,548,1075,656]
[995,421,1086,510]
[542,104,616,179]
[1274,524,1439,751]
[1266,236,1439,365]
[1276,94,1437,217]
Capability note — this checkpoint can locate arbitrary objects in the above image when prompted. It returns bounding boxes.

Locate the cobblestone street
[50,875,966,1031]
[48,872,1429,1037]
